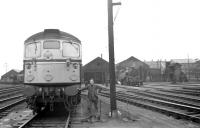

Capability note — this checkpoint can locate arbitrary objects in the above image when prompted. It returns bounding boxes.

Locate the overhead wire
[113,0,122,24]
[114,5,121,23]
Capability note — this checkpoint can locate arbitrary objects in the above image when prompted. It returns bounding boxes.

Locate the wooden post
[107,0,121,117]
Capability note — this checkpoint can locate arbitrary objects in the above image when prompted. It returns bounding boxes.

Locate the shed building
[82,57,109,84]
[116,56,149,82]
[1,69,20,83]
[144,60,166,81]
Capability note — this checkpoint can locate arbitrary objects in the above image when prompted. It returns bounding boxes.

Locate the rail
[99,90,200,123]
[126,90,200,108]
[0,94,24,104]
[0,86,24,94]
[18,110,71,128]
[0,98,26,118]
[18,113,39,128]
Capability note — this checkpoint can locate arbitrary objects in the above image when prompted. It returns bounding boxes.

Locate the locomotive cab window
[62,41,80,57]
[43,40,60,49]
[25,42,41,58]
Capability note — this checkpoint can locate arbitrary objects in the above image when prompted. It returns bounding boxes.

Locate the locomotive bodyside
[23,29,82,112]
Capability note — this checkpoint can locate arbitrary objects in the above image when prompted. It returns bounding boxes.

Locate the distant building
[1,69,21,83]
[116,56,149,70]
[191,61,200,80]
[82,57,109,84]
[144,60,166,81]
[170,59,198,81]
[164,62,184,82]
[170,59,197,64]
[116,56,149,82]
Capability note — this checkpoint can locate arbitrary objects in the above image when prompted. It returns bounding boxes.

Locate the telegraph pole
[107,0,121,117]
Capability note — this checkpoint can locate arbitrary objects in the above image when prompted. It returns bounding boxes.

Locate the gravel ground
[98,95,200,128]
[81,83,200,128]
[0,102,33,128]
[73,93,199,128]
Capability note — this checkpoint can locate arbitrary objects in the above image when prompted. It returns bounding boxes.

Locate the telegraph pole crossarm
[112,2,121,6]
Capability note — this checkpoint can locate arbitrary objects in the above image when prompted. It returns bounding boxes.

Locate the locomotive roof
[25,29,81,43]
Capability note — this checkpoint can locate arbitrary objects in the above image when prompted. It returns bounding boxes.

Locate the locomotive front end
[23,29,82,112]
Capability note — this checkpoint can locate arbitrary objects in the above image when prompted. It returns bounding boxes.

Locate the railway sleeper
[133,91,200,108]
[117,92,200,113]
[99,92,200,123]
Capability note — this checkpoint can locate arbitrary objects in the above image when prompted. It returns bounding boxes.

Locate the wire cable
[113,0,122,24]
[114,5,121,23]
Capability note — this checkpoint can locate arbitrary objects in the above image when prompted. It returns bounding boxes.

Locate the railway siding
[99,91,200,123]
[99,82,200,124]
[0,98,26,118]
[126,90,200,108]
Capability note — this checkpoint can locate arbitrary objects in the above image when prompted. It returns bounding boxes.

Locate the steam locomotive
[118,67,144,86]
[23,29,81,113]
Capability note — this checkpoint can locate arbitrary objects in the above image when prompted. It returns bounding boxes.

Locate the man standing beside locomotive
[78,78,102,122]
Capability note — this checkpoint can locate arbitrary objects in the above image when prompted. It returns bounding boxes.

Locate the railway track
[0,90,24,100]
[182,87,200,91]
[132,83,200,92]
[144,82,200,87]
[156,88,200,96]
[102,83,200,103]
[126,90,200,107]
[0,98,26,118]
[0,94,24,105]
[18,108,71,128]
[0,86,24,99]
[0,85,25,119]
[99,90,200,123]
[0,86,24,94]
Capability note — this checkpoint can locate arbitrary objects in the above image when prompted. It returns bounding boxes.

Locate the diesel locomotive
[23,29,81,113]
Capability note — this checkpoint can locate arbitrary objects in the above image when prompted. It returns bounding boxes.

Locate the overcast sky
[0,0,200,76]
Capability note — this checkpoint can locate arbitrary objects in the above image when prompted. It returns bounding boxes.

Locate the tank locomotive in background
[118,67,143,86]
[23,29,81,113]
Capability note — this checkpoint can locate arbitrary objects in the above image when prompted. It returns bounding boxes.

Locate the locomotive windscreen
[25,42,41,58]
[63,41,80,57]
